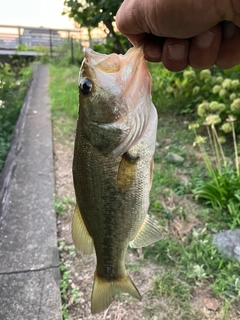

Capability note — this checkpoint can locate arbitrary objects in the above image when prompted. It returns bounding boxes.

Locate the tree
[62,0,129,54]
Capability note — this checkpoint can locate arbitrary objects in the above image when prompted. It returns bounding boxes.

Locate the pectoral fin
[129,215,163,248]
[72,204,94,255]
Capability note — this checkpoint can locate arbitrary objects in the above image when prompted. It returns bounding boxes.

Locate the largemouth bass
[72,46,162,314]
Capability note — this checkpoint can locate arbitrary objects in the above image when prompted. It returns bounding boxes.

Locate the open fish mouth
[83,46,145,75]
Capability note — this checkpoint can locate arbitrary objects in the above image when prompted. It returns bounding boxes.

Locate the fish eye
[79,78,92,95]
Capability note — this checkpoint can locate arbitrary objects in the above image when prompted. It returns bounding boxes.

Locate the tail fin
[91,272,141,314]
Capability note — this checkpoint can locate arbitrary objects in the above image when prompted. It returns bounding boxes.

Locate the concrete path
[0,65,62,320]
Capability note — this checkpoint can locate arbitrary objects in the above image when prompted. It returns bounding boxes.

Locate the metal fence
[0,24,107,63]
[0,25,89,52]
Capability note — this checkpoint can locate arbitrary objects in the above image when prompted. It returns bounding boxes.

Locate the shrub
[93,32,131,54]
[148,64,240,124]
[0,62,33,171]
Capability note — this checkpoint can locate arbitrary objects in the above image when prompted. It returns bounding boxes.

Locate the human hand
[116,0,240,71]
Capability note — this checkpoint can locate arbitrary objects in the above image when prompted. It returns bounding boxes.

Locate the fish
[72,46,162,314]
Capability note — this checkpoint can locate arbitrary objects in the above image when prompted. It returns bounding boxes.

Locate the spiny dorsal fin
[72,204,94,255]
[91,271,141,314]
[129,214,163,248]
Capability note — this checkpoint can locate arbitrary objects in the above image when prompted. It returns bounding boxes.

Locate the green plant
[93,32,131,54]
[155,271,191,300]
[16,44,30,51]
[148,64,240,120]
[60,264,71,301]
[145,228,239,301]
[189,117,240,228]
[71,287,79,300]
[54,197,66,214]
[51,39,84,67]
[0,62,33,171]
[60,264,71,320]
[59,242,77,319]
[63,0,127,54]
[61,304,68,320]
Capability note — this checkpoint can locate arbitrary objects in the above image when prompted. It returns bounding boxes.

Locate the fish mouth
[83,46,145,75]
[81,46,150,96]
[83,48,121,73]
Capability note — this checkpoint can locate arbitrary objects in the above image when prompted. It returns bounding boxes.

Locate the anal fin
[130,214,163,248]
[72,204,94,255]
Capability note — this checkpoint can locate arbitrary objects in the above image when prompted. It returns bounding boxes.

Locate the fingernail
[168,44,186,61]
[223,21,235,38]
[144,44,162,62]
[196,30,215,48]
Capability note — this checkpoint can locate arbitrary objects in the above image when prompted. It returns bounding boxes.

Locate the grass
[49,65,240,319]
[49,65,79,120]
[49,65,79,143]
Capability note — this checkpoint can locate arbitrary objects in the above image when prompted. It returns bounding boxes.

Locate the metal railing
[0,25,88,52]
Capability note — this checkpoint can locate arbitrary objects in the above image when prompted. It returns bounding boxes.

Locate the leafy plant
[60,264,71,320]
[54,197,66,215]
[93,32,131,54]
[148,64,240,120]
[62,0,129,54]
[189,116,240,228]
[16,44,30,51]
[0,62,33,171]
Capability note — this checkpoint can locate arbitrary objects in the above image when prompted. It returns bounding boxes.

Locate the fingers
[161,39,189,72]
[215,22,240,68]
[160,25,221,71]
[189,25,222,69]
[143,23,240,71]
[142,35,165,62]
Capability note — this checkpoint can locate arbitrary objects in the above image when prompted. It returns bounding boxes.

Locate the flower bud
[192,86,200,95]
[212,85,221,94]
[200,69,211,80]
[222,79,231,90]
[220,123,232,133]
[231,79,239,90]
[230,98,240,112]
[230,93,236,101]
[219,89,227,98]
[216,76,223,84]
[209,101,219,111]
[205,114,221,126]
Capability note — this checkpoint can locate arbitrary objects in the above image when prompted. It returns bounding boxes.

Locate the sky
[0,0,75,29]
